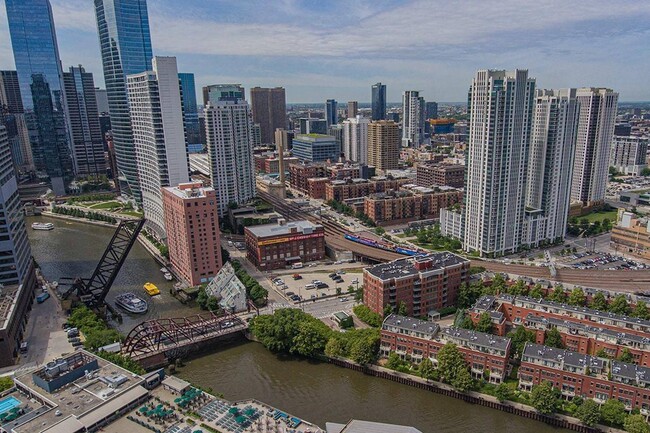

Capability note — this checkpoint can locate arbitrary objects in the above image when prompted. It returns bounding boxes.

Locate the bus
[291,262,304,269]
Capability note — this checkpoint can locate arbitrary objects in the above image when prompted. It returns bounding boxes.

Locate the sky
[1,0,649,103]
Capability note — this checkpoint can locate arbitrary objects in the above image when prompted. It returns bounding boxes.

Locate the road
[258,191,650,293]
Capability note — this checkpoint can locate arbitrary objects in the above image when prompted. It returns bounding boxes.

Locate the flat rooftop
[0,284,22,330]
[246,220,323,238]
[365,253,468,281]
[382,314,440,338]
[522,343,605,371]
[440,327,511,352]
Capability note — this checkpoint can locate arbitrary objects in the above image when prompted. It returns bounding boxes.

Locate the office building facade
[0,71,32,172]
[204,97,255,216]
[342,115,369,164]
[292,134,339,162]
[570,88,618,209]
[178,73,200,146]
[464,70,535,257]
[250,87,286,144]
[347,101,358,118]
[401,90,424,147]
[203,84,245,105]
[325,99,338,128]
[610,136,648,176]
[6,0,73,194]
[162,182,223,286]
[63,66,106,177]
[126,57,190,237]
[95,0,154,201]
[371,82,386,121]
[367,120,400,171]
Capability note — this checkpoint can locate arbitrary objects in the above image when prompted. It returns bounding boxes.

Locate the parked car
[286,291,296,297]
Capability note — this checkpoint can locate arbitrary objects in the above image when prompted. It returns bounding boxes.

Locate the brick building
[416,163,465,188]
[363,253,469,317]
[162,182,223,286]
[611,211,650,260]
[381,315,511,382]
[245,220,325,270]
[364,185,463,225]
[519,343,650,413]
[325,177,410,203]
[328,163,362,180]
[289,162,327,194]
[306,177,329,200]
[471,294,650,366]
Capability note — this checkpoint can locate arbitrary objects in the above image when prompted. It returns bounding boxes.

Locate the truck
[36,292,50,304]
[291,262,304,269]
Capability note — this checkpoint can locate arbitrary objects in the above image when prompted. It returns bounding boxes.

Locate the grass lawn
[88,201,122,210]
[580,209,617,223]
[119,210,144,217]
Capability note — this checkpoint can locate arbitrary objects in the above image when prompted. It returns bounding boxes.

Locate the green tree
[600,398,626,426]
[324,337,343,358]
[591,292,609,311]
[575,399,601,427]
[383,304,394,317]
[250,309,312,353]
[595,348,611,359]
[491,274,507,294]
[567,288,587,307]
[494,382,512,402]
[292,320,332,357]
[418,358,436,380]
[450,366,474,392]
[386,352,406,370]
[475,312,493,334]
[609,295,631,315]
[618,348,634,363]
[206,296,220,312]
[529,283,545,299]
[509,279,527,296]
[397,301,408,316]
[0,377,13,392]
[507,326,536,359]
[549,285,567,303]
[437,342,471,390]
[544,328,564,348]
[349,335,378,365]
[353,305,382,328]
[632,301,650,320]
[624,414,650,433]
[530,381,561,414]
[374,226,385,235]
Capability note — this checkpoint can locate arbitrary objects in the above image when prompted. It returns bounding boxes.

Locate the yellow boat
[143,282,160,296]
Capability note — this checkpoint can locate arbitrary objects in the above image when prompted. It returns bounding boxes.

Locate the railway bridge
[122,312,248,369]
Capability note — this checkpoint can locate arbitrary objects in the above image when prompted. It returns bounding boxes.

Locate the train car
[345,233,427,257]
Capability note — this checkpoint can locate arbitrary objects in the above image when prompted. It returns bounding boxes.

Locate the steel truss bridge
[121,312,247,361]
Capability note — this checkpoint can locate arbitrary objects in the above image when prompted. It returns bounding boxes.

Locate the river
[27,215,200,333]
[28,216,566,432]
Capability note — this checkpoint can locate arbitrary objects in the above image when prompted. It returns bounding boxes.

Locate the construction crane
[60,219,145,309]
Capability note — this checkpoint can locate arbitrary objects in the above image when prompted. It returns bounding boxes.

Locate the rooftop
[440,327,511,352]
[611,360,650,384]
[365,253,468,281]
[245,220,323,238]
[164,182,214,199]
[382,314,440,338]
[522,343,605,371]
[0,284,22,330]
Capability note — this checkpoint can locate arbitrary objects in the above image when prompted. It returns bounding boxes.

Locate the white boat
[31,222,54,231]
[160,267,169,273]
[115,292,148,314]
[163,273,173,281]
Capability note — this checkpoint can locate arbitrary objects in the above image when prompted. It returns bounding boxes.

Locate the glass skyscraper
[95,0,153,202]
[178,73,201,146]
[371,82,386,121]
[6,0,73,194]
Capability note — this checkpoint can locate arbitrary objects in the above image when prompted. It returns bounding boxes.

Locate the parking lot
[269,270,362,304]
[559,251,648,270]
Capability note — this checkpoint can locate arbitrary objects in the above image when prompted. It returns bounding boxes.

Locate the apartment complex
[519,343,650,412]
[401,91,424,147]
[381,315,511,382]
[250,87,286,144]
[415,163,465,188]
[610,136,648,175]
[342,115,369,164]
[364,185,463,225]
[325,177,410,203]
[204,95,255,216]
[245,220,326,271]
[162,182,223,286]
[368,120,400,172]
[363,253,469,317]
[570,88,619,210]
[289,162,328,194]
[126,56,189,237]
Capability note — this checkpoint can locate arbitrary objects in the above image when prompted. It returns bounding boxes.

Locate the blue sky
[1,0,649,103]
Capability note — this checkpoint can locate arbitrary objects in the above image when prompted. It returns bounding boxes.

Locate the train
[343,233,427,257]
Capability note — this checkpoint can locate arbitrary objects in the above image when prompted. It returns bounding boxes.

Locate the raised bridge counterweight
[63,218,145,308]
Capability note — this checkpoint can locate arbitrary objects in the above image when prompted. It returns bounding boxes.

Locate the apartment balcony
[561,389,575,397]
[641,407,649,416]
[412,353,423,360]
[471,366,484,374]
[593,396,607,405]
[395,349,407,356]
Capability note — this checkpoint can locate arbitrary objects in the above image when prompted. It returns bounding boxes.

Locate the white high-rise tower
[342,115,369,164]
[463,69,535,257]
[127,56,189,238]
[401,90,424,147]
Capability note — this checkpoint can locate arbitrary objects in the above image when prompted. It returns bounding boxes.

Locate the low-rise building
[245,220,326,270]
[307,177,329,200]
[439,207,464,240]
[364,185,463,226]
[289,162,327,194]
[205,262,248,313]
[519,343,650,412]
[363,253,469,317]
[611,210,650,259]
[416,163,465,188]
[380,315,511,382]
[325,177,410,203]
[292,134,339,162]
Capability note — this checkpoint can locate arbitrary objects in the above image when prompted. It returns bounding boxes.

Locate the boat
[160,267,169,273]
[163,273,173,281]
[143,282,160,296]
[115,292,148,314]
[31,222,54,231]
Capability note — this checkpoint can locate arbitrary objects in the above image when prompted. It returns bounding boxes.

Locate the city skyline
[0,0,648,103]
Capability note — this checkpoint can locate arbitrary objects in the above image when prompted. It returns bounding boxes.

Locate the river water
[28,216,566,433]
